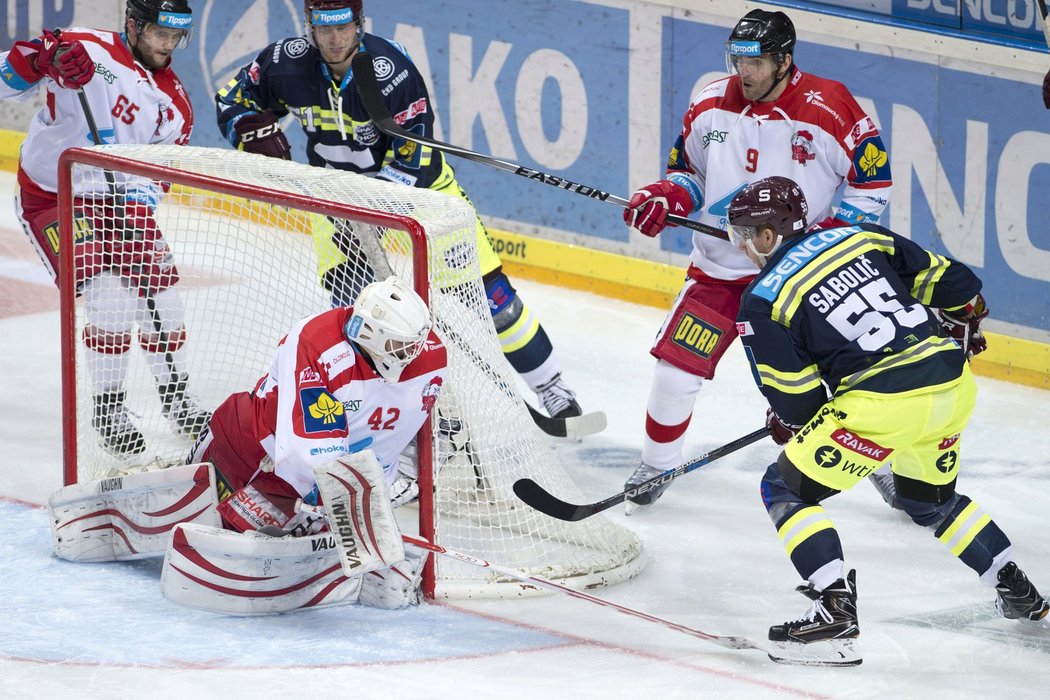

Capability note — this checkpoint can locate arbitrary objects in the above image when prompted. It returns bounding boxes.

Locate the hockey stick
[401,534,766,652]
[350,52,729,242]
[513,427,769,521]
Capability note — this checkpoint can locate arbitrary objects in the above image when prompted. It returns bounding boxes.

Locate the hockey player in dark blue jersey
[214,0,583,421]
[728,176,1047,666]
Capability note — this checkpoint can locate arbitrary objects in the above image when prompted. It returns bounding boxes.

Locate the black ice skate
[157,375,211,439]
[92,391,146,456]
[623,462,671,515]
[995,562,1049,622]
[768,570,861,666]
[536,372,582,420]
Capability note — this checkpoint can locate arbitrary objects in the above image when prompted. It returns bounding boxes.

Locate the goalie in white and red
[187,275,447,535]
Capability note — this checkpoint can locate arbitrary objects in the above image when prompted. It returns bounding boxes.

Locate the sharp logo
[329,501,362,568]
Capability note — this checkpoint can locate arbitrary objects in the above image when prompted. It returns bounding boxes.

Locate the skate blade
[767,638,862,667]
[624,499,650,516]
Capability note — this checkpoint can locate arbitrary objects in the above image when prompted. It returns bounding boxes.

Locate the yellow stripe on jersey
[755,362,823,395]
[909,250,953,304]
[770,233,892,325]
[498,304,540,353]
[835,336,958,393]
[777,506,835,556]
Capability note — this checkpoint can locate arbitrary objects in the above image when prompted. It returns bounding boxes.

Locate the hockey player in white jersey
[621,9,893,513]
[0,0,209,456]
[186,276,447,535]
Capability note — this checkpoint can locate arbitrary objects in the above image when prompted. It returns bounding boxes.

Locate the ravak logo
[671,313,722,358]
[814,446,842,469]
[831,429,892,461]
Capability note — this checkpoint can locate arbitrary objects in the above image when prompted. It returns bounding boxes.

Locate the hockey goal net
[57,144,644,598]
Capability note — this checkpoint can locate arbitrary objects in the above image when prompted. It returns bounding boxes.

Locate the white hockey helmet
[344,276,431,382]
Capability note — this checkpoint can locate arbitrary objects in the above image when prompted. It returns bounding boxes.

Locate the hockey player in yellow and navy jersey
[214,0,584,421]
[729,176,1047,666]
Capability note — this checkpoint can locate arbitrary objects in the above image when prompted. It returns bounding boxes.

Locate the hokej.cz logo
[300,388,347,433]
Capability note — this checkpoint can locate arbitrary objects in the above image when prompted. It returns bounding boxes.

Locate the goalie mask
[345,276,431,382]
[126,0,193,50]
[727,176,808,265]
[304,0,364,54]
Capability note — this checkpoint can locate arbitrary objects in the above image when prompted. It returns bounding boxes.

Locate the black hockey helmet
[727,176,809,254]
[728,9,796,57]
[126,0,192,49]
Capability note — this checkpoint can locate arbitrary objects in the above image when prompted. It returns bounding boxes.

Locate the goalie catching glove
[7,29,94,90]
[939,293,989,360]
[623,180,693,237]
[233,110,292,160]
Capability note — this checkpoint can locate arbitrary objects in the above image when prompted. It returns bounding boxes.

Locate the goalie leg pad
[358,542,430,610]
[161,522,361,615]
[49,463,222,562]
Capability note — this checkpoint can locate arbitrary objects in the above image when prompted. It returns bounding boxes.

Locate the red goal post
[56,144,645,599]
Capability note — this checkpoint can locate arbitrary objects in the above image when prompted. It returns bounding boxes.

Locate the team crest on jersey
[299,367,322,385]
[284,38,309,59]
[853,136,890,183]
[936,450,958,474]
[421,377,443,413]
[300,388,347,433]
[671,313,723,359]
[373,56,396,81]
[790,130,816,166]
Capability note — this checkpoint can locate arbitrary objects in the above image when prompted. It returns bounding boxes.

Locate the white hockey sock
[641,360,703,469]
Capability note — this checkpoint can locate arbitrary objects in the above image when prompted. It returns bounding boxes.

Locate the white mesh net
[61,145,644,596]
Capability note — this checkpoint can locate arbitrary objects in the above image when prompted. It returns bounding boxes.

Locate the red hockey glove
[623,180,692,237]
[1043,68,1050,110]
[765,408,800,446]
[234,111,292,160]
[939,293,989,360]
[35,30,94,89]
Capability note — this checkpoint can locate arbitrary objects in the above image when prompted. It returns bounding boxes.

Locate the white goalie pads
[48,463,221,562]
[160,522,362,615]
[313,451,405,577]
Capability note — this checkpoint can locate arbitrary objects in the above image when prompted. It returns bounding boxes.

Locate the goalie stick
[350,52,729,242]
[400,534,766,653]
[513,427,769,521]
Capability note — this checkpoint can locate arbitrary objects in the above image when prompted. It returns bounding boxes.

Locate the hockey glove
[765,408,801,446]
[1043,68,1050,110]
[623,180,692,238]
[939,293,989,360]
[234,111,292,160]
[8,30,94,89]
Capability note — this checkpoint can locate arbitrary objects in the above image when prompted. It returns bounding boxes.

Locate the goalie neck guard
[344,276,431,382]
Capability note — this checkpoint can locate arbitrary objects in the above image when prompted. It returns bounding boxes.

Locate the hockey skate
[92,391,146,456]
[623,462,671,515]
[536,372,582,420]
[767,570,862,666]
[995,562,1049,623]
[157,375,212,439]
[867,464,902,510]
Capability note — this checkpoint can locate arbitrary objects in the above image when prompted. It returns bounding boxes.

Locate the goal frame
[56,146,444,596]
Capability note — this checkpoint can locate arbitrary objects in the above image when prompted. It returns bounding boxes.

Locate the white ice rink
[1,171,1048,699]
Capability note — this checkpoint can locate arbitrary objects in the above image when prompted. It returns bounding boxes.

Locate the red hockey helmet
[727,176,809,258]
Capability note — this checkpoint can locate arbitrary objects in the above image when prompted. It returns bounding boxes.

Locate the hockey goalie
[48,277,445,614]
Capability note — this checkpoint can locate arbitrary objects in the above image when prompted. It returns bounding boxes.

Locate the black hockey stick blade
[526,403,607,439]
[513,427,770,521]
[351,52,728,242]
